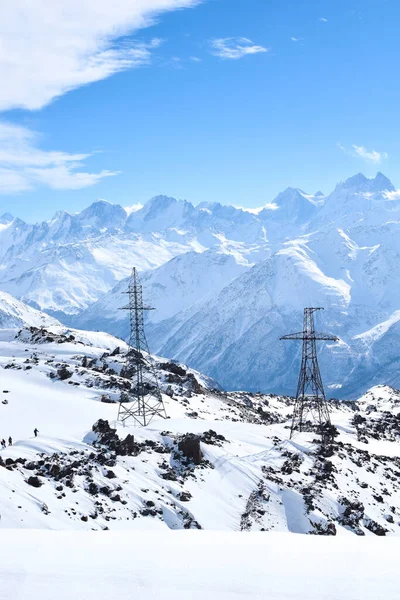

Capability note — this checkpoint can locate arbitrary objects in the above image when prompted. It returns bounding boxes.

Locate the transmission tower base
[117,398,167,427]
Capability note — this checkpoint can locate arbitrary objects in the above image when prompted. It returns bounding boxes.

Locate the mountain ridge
[0,171,399,398]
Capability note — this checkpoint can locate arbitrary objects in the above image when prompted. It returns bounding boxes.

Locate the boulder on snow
[92,419,138,456]
[178,434,202,465]
[27,476,43,488]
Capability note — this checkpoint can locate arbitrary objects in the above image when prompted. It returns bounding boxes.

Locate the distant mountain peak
[77,200,127,229]
[373,172,395,192]
[0,212,14,224]
[145,195,179,208]
[336,172,394,193]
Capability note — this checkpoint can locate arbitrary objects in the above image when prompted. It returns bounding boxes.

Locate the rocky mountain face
[0,314,399,535]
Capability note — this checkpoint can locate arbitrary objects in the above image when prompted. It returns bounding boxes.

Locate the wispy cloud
[319,17,328,22]
[210,37,269,60]
[124,202,144,214]
[0,122,118,193]
[383,190,400,201]
[338,142,388,165]
[352,145,388,164]
[0,1,201,111]
[290,37,303,42]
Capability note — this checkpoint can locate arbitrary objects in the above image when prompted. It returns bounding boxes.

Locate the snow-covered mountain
[1,172,400,398]
[0,196,268,318]
[71,172,400,398]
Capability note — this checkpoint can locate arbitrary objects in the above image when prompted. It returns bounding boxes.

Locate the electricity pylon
[117,267,167,426]
[280,307,338,442]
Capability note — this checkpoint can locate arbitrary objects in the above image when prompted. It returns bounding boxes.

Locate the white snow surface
[1,530,398,600]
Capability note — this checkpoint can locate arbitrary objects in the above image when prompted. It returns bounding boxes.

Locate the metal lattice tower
[280,307,338,441]
[117,267,167,426]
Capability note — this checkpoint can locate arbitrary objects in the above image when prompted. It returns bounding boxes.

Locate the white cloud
[236,203,278,214]
[352,145,388,164]
[210,37,269,60]
[125,202,144,214]
[383,190,400,201]
[0,121,118,193]
[338,142,388,165]
[291,37,302,42]
[0,0,201,111]
[319,17,328,22]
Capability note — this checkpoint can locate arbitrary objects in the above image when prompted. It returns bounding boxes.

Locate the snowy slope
[0,316,400,537]
[2,531,399,600]
[74,245,264,341]
[0,291,60,329]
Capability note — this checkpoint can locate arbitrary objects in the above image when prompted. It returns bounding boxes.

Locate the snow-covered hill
[0,291,60,329]
[1,317,400,536]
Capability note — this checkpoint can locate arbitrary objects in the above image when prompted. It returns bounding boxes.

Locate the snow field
[0,530,398,600]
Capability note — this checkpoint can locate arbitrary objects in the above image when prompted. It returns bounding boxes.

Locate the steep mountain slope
[0,316,400,536]
[74,245,265,341]
[0,290,60,329]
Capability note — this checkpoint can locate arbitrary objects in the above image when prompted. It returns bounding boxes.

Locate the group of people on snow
[0,429,39,450]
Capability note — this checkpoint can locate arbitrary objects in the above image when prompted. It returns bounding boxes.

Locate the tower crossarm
[280,331,305,340]
[281,332,338,341]
[119,305,155,312]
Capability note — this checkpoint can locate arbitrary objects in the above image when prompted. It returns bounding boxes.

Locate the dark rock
[160,362,187,377]
[178,491,192,502]
[57,365,73,380]
[27,476,43,488]
[178,434,202,465]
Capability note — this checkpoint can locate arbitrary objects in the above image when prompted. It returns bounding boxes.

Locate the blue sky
[0,0,398,221]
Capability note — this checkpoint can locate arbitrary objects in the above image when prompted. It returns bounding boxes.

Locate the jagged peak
[373,172,395,192]
[335,172,394,193]
[145,195,179,208]
[78,199,126,217]
[273,187,312,206]
[0,212,14,224]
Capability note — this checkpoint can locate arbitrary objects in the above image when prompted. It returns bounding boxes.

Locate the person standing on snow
[1,439,5,449]
[34,428,39,437]
[8,436,12,446]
